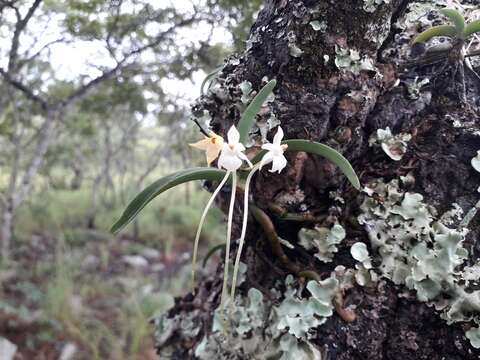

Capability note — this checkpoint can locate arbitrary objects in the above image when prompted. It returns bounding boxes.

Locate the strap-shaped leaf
[440,9,465,36]
[237,79,277,144]
[252,139,360,189]
[464,19,480,39]
[202,243,225,267]
[111,168,228,234]
[413,25,457,44]
[200,65,223,95]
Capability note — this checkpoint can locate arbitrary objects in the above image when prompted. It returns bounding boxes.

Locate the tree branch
[58,16,197,108]
[0,68,48,110]
[15,109,56,206]
[18,37,69,68]
[7,0,43,73]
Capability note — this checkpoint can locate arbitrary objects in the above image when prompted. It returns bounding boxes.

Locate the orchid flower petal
[227,125,240,144]
[190,131,224,165]
[205,146,222,166]
[270,154,287,173]
[218,145,243,171]
[189,138,210,150]
[259,151,274,169]
[273,126,284,146]
[237,151,253,168]
[261,143,275,151]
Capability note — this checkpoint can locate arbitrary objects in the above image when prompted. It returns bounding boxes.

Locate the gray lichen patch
[334,46,376,75]
[358,178,480,348]
[368,127,412,161]
[239,80,253,104]
[472,151,480,173]
[363,0,390,14]
[309,20,327,32]
[298,222,346,263]
[168,274,341,359]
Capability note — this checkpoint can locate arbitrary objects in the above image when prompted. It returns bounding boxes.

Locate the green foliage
[79,79,147,116]
[253,139,360,190]
[440,8,465,35]
[200,65,224,95]
[413,25,457,44]
[237,79,277,144]
[111,168,228,234]
[413,8,480,43]
[465,20,480,39]
[202,243,225,267]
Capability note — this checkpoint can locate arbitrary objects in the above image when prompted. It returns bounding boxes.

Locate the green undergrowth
[1,178,225,358]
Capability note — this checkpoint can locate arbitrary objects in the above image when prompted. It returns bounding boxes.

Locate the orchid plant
[111,79,360,321]
[409,8,480,102]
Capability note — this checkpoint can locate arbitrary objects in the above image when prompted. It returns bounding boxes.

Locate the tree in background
[0,0,262,262]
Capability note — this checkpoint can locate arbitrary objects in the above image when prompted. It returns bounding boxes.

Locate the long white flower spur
[215,125,252,317]
[231,126,288,301]
[190,125,251,318]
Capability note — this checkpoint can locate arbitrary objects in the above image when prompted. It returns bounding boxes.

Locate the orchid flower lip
[217,125,252,171]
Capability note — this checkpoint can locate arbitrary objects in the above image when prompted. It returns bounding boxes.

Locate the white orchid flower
[231,126,288,301]
[218,126,253,171]
[190,125,252,318]
[259,126,288,173]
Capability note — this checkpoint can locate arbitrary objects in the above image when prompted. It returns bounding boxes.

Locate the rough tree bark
[157,1,480,359]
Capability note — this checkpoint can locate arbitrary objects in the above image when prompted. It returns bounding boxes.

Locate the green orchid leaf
[202,243,225,267]
[237,79,277,144]
[440,9,465,36]
[111,168,228,234]
[252,139,360,190]
[413,25,457,44]
[200,65,223,95]
[464,19,480,39]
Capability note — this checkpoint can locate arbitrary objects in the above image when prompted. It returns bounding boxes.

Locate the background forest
[0,0,261,358]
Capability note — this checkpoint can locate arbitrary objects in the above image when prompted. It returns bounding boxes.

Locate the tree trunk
[1,109,56,262]
[156,1,480,359]
[87,174,102,229]
[0,202,14,262]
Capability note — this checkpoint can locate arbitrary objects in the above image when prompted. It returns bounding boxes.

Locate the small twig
[192,118,210,137]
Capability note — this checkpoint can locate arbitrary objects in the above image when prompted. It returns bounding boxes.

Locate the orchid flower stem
[220,171,237,318]
[230,163,262,301]
[191,171,231,293]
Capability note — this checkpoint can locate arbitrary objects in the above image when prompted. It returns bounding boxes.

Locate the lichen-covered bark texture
[158,0,480,359]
